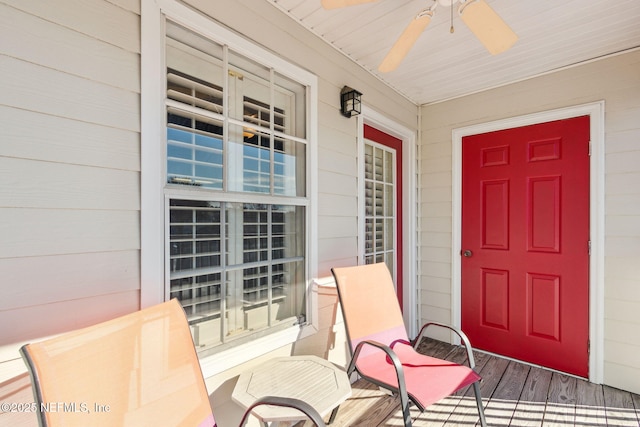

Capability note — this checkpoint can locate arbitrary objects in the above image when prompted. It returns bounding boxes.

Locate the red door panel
[461,116,590,378]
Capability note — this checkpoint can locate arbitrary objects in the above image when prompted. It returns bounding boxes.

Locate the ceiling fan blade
[321,0,378,10]
[459,0,517,55]
[378,11,433,73]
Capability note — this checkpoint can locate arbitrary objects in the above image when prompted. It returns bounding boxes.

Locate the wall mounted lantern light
[340,86,362,118]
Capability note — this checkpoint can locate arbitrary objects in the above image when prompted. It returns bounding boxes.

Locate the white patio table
[231,355,352,426]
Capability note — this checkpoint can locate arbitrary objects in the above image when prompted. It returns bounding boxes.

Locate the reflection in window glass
[169,200,305,349]
[167,109,224,188]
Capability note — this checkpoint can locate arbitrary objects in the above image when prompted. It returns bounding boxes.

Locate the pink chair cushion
[355,341,481,408]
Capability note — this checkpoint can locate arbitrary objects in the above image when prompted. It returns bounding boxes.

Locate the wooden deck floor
[310,338,640,427]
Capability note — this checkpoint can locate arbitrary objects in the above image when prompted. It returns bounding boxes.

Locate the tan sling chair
[332,263,487,427]
[20,299,325,427]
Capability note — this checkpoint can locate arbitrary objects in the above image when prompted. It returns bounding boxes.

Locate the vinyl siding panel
[318,242,358,268]
[0,209,139,259]
[0,106,139,171]
[0,251,140,311]
[107,0,140,14]
[1,55,139,132]
[606,172,640,196]
[420,49,640,393]
[0,291,140,346]
[317,169,357,197]
[0,157,139,210]
[317,216,358,240]
[0,2,139,92]
[2,0,140,54]
[423,201,451,218]
[0,0,142,407]
[317,145,358,177]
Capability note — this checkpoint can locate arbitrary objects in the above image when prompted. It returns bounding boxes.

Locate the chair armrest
[238,395,326,426]
[348,340,409,404]
[413,322,477,369]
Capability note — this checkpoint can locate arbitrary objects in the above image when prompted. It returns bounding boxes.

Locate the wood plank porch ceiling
[267,0,640,105]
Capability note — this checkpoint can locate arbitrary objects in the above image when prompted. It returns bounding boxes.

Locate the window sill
[198,325,303,378]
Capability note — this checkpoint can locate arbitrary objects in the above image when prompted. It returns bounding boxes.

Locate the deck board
[602,385,639,426]
[295,338,640,427]
[510,366,552,427]
[543,373,577,425]
[484,361,530,425]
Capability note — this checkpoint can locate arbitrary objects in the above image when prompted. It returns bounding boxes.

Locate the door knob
[462,250,473,257]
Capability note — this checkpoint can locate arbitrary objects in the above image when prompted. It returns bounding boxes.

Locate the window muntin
[165,22,309,353]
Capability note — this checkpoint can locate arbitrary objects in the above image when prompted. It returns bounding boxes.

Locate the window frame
[141,0,318,376]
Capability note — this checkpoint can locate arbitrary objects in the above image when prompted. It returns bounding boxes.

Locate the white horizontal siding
[0,106,139,171]
[317,216,357,240]
[0,291,140,346]
[0,157,139,210]
[0,251,139,311]
[317,145,358,178]
[317,169,357,197]
[420,290,451,310]
[1,55,139,132]
[0,2,139,92]
[2,0,140,54]
[419,49,640,393]
[422,201,451,218]
[106,0,140,14]
[0,209,139,258]
[317,193,357,218]
[318,236,357,267]
[0,2,142,388]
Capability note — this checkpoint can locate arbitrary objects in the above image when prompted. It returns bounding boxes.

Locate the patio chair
[331,263,487,427]
[20,299,325,427]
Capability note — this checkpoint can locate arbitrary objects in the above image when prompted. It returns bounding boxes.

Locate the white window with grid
[164,21,312,354]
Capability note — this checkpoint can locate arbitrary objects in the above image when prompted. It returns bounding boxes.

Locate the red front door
[461,116,590,378]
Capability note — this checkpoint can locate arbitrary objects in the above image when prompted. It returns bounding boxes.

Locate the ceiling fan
[321,0,518,72]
